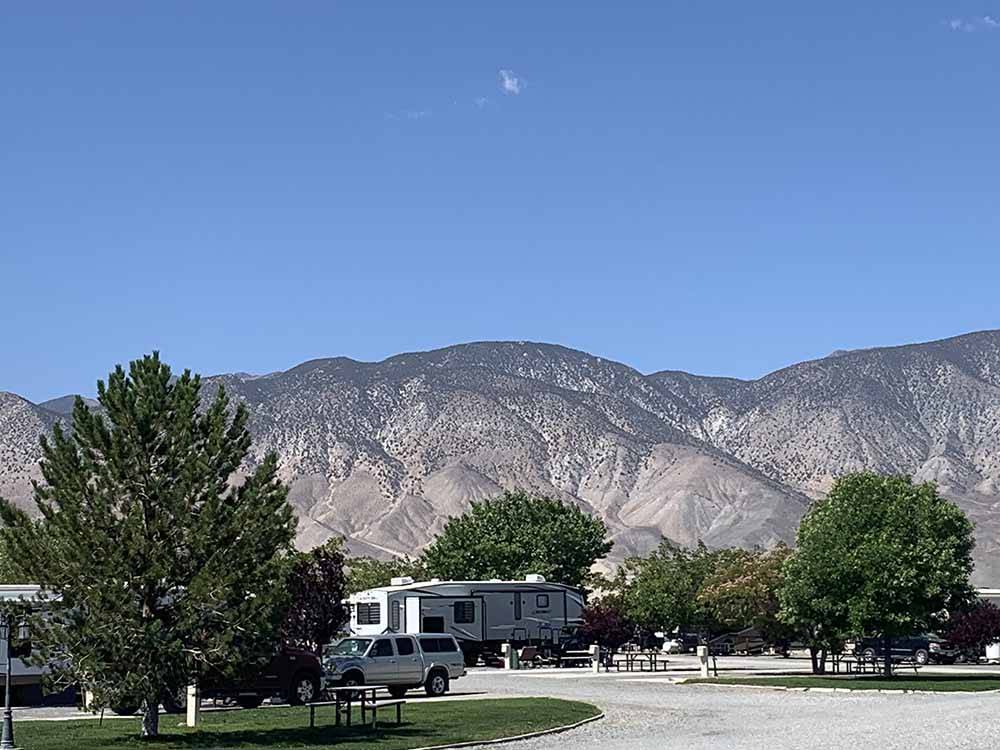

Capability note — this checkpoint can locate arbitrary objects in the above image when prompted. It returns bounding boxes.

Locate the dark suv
[853,634,960,665]
[114,647,324,714]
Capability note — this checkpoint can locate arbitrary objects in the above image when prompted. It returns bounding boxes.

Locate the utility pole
[0,609,16,750]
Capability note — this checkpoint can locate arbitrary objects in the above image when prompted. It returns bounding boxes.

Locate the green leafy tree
[346,556,425,595]
[620,540,736,638]
[697,545,796,653]
[280,539,349,653]
[780,473,975,676]
[0,354,296,738]
[421,490,612,587]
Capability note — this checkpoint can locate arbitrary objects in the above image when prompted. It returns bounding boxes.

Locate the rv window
[514,594,522,620]
[390,601,401,630]
[454,601,475,624]
[371,639,395,658]
[536,594,549,608]
[422,616,445,633]
[356,602,382,625]
[395,637,415,655]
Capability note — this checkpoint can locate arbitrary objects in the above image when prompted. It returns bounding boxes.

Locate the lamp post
[0,610,15,750]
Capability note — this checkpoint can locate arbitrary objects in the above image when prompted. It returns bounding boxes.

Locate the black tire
[388,686,408,699]
[288,671,320,706]
[161,687,187,714]
[339,671,365,701]
[236,695,264,709]
[111,704,140,716]
[914,649,929,665]
[424,670,449,697]
[862,648,876,660]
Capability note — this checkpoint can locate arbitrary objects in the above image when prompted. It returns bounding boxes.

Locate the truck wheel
[914,649,929,665]
[237,695,264,709]
[424,671,449,697]
[388,686,408,698]
[340,671,365,701]
[161,687,187,714]
[862,648,876,660]
[288,672,320,706]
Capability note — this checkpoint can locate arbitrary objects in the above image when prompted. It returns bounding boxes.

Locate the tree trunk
[882,634,893,678]
[809,646,827,674]
[141,698,159,738]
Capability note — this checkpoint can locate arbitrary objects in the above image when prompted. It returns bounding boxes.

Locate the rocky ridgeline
[3,330,1000,583]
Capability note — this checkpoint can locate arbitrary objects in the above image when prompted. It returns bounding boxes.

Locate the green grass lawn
[15,697,599,750]
[686,674,1000,692]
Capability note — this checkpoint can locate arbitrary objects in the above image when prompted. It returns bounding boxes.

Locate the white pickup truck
[323,633,466,698]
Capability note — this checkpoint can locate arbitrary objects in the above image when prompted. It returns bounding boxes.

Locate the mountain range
[3,330,1000,584]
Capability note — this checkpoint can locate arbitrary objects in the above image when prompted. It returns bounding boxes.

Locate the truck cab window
[371,639,395,658]
[395,637,415,655]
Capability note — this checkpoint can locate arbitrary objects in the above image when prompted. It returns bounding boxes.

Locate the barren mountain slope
[650,330,1000,581]
[0,393,59,510]
[203,344,806,562]
[4,332,1000,583]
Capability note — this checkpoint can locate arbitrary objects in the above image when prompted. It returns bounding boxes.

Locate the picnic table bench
[830,653,923,676]
[313,685,389,728]
[559,650,593,668]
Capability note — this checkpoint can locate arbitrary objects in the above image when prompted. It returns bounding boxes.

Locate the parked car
[853,634,960,665]
[323,633,466,698]
[113,647,324,715]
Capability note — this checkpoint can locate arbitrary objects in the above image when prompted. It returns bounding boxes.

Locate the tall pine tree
[0,354,296,738]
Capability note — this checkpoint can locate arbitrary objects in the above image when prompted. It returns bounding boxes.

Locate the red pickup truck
[114,647,324,714]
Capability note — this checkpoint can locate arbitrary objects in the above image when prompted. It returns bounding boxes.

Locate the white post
[697,645,710,678]
[185,684,200,728]
[589,644,601,673]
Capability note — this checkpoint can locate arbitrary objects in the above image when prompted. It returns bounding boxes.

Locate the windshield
[326,638,371,657]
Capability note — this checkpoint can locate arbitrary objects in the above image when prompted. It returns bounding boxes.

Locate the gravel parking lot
[458,659,1000,750]
[12,657,1000,748]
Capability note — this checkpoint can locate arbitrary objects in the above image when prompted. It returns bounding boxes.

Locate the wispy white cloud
[947,15,1000,32]
[474,96,490,109]
[498,69,523,95]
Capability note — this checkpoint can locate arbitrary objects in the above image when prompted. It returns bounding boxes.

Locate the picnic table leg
[396,702,402,724]
[346,695,352,727]
[335,692,341,727]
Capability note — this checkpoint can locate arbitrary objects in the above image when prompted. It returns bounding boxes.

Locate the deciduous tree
[280,539,349,653]
[620,541,736,638]
[421,490,612,588]
[946,601,1000,657]
[698,545,795,653]
[780,473,974,676]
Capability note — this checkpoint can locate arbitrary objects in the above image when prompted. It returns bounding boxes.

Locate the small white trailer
[347,575,586,665]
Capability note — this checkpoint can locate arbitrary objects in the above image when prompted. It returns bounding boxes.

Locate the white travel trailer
[347,575,586,664]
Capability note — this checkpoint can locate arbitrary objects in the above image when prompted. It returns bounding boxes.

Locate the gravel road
[457,666,1000,750]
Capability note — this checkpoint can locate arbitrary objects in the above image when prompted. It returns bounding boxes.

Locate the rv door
[405,597,422,634]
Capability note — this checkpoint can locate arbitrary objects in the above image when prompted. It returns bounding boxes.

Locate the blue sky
[3,2,999,402]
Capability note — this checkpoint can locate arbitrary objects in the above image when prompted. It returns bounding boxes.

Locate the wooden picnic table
[318,685,388,727]
[614,650,671,672]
